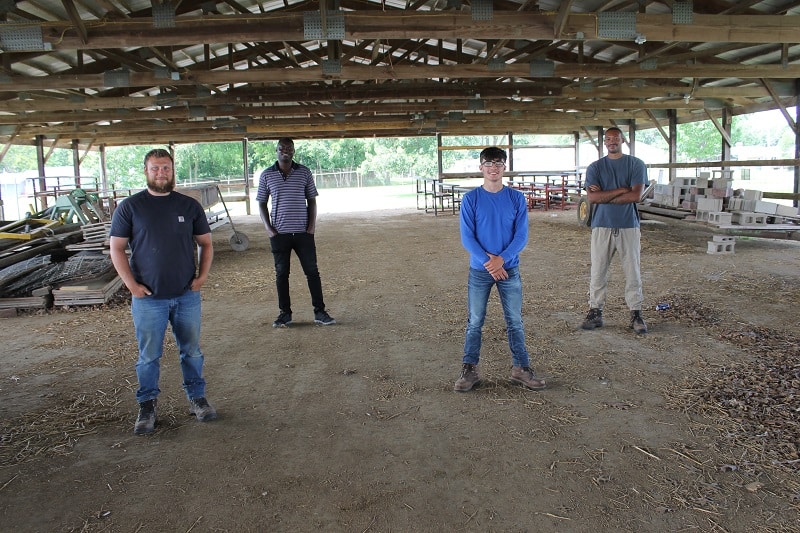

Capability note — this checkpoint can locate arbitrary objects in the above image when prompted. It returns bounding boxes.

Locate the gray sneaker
[454,363,481,392]
[510,366,547,391]
[581,308,604,330]
[630,310,648,334]
[134,399,157,435]
[189,397,218,422]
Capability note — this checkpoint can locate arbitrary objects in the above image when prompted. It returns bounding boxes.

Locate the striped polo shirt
[256,161,319,233]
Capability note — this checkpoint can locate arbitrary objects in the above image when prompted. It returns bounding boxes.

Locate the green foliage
[359,137,440,183]
[0,145,101,176]
[2,111,795,190]
[104,145,161,189]
[675,121,721,162]
[174,142,246,183]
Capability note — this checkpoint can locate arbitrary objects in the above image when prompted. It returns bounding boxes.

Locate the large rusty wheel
[577,197,592,227]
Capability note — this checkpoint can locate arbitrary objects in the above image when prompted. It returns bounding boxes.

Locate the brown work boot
[630,310,648,334]
[454,363,480,392]
[510,366,546,391]
[581,308,604,330]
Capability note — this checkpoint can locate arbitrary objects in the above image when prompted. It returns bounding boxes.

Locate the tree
[174,142,244,183]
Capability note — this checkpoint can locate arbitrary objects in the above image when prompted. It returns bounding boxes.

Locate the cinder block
[711,187,732,198]
[697,197,723,212]
[728,198,743,211]
[776,204,799,217]
[672,177,697,187]
[754,200,778,214]
[712,177,732,189]
[741,199,757,211]
[707,240,735,254]
[743,189,763,201]
[732,211,767,225]
[712,235,736,243]
[707,212,732,225]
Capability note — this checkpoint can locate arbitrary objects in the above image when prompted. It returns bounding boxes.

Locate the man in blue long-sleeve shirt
[454,146,546,392]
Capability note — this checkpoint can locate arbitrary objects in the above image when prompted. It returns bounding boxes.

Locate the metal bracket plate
[103,69,131,88]
[597,12,637,40]
[472,0,493,22]
[673,2,694,25]
[304,11,345,40]
[0,24,46,51]
[530,60,555,77]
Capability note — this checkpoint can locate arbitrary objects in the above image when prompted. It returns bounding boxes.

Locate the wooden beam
[554,0,575,39]
[644,109,669,144]
[4,63,800,93]
[60,0,89,44]
[24,13,800,51]
[760,78,798,134]
[704,109,733,146]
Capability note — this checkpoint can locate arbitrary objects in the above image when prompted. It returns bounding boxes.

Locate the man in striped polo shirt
[257,138,336,327]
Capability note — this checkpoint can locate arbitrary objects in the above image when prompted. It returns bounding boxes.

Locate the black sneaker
[630,310,648,334]
[134,399,157,435]
[581,308,604,330]
[314,310,336,325]
[188,397,218,422]
[273,311,292,328]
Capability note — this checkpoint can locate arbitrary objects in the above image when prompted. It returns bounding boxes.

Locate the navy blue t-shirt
[110,190,211,299]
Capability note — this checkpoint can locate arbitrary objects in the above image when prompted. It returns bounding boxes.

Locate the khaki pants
[588,227,643,311]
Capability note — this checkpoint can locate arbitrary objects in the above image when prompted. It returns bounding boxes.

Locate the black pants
[270,232,325,314]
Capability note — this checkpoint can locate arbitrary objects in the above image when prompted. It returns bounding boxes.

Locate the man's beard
[147,176,175,193]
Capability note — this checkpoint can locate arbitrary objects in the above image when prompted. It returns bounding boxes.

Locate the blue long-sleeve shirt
[460,186,529,270]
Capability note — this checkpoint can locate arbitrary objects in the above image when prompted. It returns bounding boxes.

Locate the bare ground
[1,199,799,532]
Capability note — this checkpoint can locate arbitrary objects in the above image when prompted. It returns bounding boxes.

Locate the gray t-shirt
[585,154,647,228]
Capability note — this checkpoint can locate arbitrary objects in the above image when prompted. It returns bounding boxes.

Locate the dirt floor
[1,193,799,532]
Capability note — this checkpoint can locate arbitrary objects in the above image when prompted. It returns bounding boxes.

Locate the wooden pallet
[53,273,124,306]
[0,294,51,310]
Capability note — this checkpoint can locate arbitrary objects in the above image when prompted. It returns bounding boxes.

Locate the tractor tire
[578,196,592,227]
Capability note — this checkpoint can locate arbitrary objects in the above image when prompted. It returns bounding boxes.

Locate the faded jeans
[131,290,206,403]
[463,267,530,368]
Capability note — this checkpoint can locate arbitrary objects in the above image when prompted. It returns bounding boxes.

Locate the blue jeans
[131,290,206,403]
[270,232,326,314]
[463,267,530,368]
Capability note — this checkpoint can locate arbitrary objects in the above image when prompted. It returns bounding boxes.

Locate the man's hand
[127,282,152,298]
[483,253,508,280]
[190,275,207,292]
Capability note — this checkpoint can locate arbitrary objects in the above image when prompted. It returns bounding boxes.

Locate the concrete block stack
[653,176,697,208]
[648,170,798,229]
